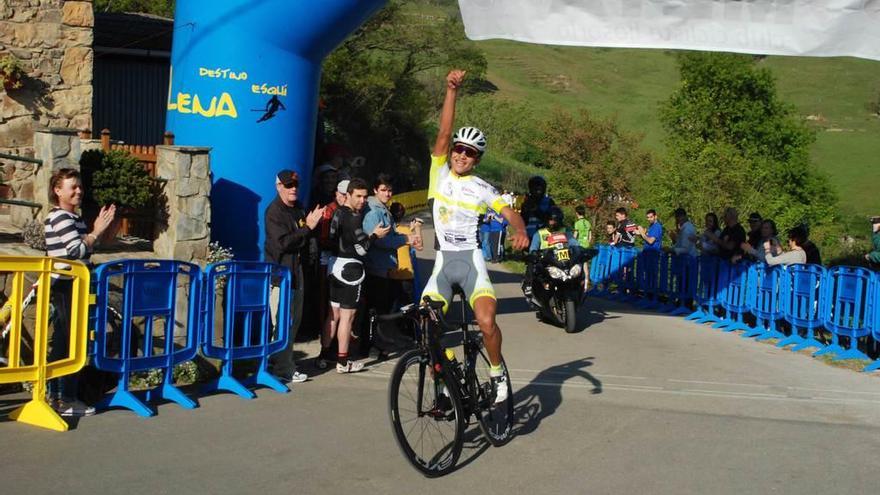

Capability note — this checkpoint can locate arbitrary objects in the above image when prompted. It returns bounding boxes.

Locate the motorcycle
[522,244,585,333]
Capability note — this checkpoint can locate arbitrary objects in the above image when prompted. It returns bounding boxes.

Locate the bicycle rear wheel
[470,342,514,446]
[388,349,465,477]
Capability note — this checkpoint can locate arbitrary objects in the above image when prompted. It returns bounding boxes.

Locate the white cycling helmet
[452,126,487,154]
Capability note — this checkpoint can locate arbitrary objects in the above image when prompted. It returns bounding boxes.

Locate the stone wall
[154,146,212,263]
[0,0,94,213]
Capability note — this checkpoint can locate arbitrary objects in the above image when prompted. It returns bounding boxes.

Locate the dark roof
[94,12,174,52]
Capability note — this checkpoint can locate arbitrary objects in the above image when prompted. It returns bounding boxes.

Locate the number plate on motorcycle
[555,248,570,261]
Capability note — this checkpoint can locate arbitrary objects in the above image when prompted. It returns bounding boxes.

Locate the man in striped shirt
[44,168,116,417]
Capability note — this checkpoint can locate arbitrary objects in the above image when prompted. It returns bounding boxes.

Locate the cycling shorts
[421,249,495,312]
[329,275,362,310]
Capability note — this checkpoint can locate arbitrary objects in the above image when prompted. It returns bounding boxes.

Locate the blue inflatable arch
[166,0,387,259]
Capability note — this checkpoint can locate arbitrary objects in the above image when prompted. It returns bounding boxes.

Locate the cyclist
[521,175,556,241]
[423,69,529,404]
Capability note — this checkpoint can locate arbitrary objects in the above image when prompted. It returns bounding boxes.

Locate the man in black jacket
[264,169,324,384]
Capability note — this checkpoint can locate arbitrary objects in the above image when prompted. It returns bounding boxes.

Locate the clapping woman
[44,168,116,417]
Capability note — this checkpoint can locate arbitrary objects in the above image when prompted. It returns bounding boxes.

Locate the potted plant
[0,55,26,91]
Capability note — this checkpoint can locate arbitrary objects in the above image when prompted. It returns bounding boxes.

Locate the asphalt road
[3,226,879,494]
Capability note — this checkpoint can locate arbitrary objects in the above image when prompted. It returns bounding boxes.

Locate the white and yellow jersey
[428,154,508,251]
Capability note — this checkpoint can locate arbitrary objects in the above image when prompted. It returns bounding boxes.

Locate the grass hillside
[478,41,880,216]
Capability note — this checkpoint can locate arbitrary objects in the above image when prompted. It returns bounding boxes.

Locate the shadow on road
[512,357,602,438]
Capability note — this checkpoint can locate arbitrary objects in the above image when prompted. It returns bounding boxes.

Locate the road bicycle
[379,292,513,477]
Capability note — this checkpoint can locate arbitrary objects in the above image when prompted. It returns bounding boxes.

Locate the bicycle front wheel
[471,345,514,447]
[388,349,465,477]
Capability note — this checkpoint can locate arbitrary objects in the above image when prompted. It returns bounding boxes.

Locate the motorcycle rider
[523,207,579,300]
[520,176,556,241]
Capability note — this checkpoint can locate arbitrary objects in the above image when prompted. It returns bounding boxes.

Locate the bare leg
[322,305,340,349]
[336,308,357,355]
[473,296,502,366]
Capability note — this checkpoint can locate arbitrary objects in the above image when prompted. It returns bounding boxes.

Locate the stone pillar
[13,127,82,226]
[154,145,212,263]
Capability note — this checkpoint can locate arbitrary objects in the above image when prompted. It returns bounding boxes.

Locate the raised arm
[433,70,466,157]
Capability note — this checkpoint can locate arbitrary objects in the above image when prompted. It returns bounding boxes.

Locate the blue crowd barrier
[667,254,697,316]
[636,249,662,309]
[864,275,880,372]
[589,244,613,297]
[714,260,753,333]
[780,264,827,351]
[686,255,723,324]
[91,260,202,417]
[572,245,880,370]
[201,261,292,399]
[815,266,874,361]
[610,247,639,302]
[745,263,787,341]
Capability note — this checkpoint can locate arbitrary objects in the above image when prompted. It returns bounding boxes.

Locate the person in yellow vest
[523,207,580,297]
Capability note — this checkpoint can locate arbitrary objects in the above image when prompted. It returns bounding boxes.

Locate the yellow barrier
[393,189,429,215]
[0,256,90,431]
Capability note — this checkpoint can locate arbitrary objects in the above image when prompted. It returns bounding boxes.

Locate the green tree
[320,0,487,186]
[94,0,175,17]
[535,109,654,224]
[648,52,837,234]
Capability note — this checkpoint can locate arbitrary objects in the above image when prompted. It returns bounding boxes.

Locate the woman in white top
[765,226,808,266]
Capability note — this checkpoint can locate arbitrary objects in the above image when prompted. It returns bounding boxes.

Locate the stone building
[0,0,94,216]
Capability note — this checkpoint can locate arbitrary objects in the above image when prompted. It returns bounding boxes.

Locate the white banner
[458,0,880,61]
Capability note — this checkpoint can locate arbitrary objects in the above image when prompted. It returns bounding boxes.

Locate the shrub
[80,149,156,209]
[0,54,26,90]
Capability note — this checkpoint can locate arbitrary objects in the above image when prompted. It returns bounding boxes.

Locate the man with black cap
[264,169,325,384]
[866,216,880,266]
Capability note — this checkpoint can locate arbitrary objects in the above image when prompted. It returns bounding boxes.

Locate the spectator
[316,179,349,354]
[800,225,822,265]
[746,212,763,250]
[318,178,391,373]
[865,216,880,266]
[670,208,698,257]
[502,189,515,210]
[388,202,421,309]
[573,205,592,249]
[485,208,507,263]
[264,169,324,384]
[739,219,780,262]
[480,209,493,261]
[361,174,420,356]
[705,208,746,261]
[637,209,663,250]
[614,207,638,247]
[765,226,809,266]
[605,220,618,245]
[697,212,722,256]
[45,168,117,417]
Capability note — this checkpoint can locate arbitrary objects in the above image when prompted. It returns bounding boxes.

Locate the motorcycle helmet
[528,175,547,197]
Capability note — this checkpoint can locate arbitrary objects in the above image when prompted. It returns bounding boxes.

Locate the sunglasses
[281,181,298,189]
[452,144,480,158]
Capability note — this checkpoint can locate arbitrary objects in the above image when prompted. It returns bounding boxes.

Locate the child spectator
[614,207,638,247]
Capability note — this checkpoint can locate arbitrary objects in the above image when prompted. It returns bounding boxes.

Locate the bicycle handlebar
[371,298,460,334]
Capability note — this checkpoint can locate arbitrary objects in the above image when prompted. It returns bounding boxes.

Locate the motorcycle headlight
[568,264,582,278]
[547,266,566,280]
